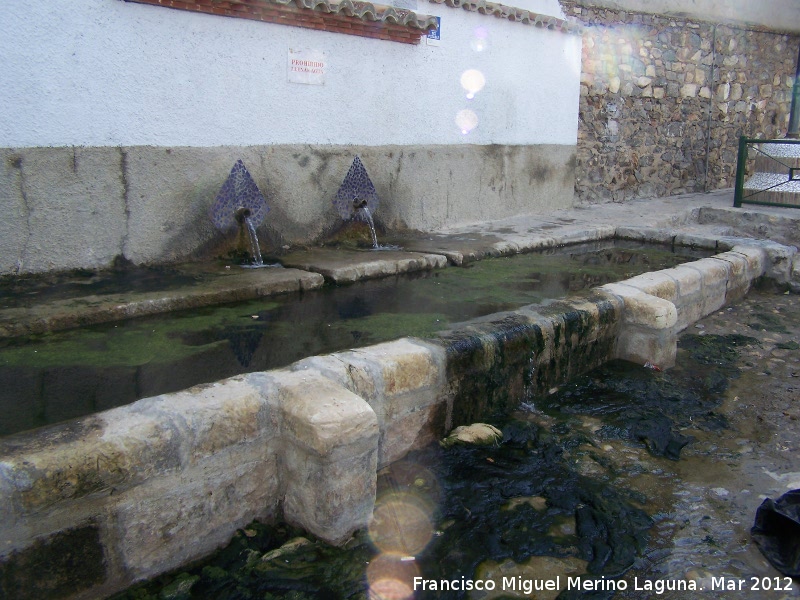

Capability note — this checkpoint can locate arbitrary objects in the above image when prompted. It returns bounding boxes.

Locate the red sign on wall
[288,48,327,85]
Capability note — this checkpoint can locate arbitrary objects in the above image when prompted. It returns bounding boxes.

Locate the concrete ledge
[0,370,376,597]
[598,283,678,367]
[595,240,774,366]
[554,224,617,246]
[434,312,547,425]
[599,283,678,330]
[482,224,617,258]
[264,370,379,545]
[687,257,733,316]
[0,375,282,596]
[433,292,621,425]
[727,240,793,283]
[615,227,798,286]
[609,266,703,331]
[697,206,800,248]
[0,267,325,338]
[517,292,625,388]
[712,250,762,304]
[400,224,620,266]
[674,232,721,250]
[615,226,677,245]
[280,248,448,284]
[654,265,704,328]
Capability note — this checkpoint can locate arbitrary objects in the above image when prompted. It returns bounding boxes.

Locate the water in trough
[0,241,705,437]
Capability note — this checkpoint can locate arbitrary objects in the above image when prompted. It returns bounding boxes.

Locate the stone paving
[614,285,800,599]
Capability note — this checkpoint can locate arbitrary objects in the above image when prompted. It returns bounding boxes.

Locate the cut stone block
[683,257,731,315]
[267,370,379,545]
[292,338,447,467]
[598,284,678,368]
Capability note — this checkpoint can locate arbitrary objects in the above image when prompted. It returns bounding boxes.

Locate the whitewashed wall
[0,0,579,148]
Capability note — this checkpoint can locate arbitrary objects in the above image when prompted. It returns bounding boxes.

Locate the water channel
[0,241,706,437]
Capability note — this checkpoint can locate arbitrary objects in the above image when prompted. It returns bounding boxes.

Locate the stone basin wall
[0,237,794,599]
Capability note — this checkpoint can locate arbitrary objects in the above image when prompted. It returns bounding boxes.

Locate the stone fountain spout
[210,160,275,268]
[351,195,379,249]
[234,206,252,224]
[334,157,399,251]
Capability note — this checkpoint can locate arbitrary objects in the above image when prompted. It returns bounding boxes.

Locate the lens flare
[368,492,435,556]
[581,27,648,91]
[455,109,479,134]
[563,34,581,77]
[384,461,441,503]
[470,26,489,52]
[460,69,486,99]
[369,579,414,600]
[367,553,420,600]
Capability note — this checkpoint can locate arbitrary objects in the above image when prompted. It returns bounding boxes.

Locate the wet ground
[610,282,800,599]
[113,284,800,600]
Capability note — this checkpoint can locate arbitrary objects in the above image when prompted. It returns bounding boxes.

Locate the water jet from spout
[235,207,265,267]
[211,160,279,268]
[334,156,400,251]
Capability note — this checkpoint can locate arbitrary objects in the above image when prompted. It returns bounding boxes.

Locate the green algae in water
[776,340,800,350]
[0,243,695,372]
[746,311,789,333]
[0,241,704,437]
[113,522,374,600]
[403,243,694,316]
[0,301,282,369]
[322,311,452,345]
[679,333,760,368]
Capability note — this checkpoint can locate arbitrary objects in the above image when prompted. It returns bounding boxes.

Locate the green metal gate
[733,136,800,208]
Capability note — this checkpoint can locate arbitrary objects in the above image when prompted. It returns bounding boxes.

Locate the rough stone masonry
[563,1,800,203]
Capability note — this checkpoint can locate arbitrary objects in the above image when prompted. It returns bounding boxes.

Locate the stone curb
[0,268,325,339]
[280,250,448,284]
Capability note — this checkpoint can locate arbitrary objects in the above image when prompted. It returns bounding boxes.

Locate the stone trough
[1,195,800,599]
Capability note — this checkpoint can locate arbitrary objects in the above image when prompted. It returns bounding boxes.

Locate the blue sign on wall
[427,16,441,45]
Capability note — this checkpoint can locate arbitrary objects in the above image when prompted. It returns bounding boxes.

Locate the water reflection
[0,241,710,437]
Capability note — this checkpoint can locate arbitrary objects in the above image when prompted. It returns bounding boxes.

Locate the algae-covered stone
[159,573,199,600]
[260,536,312,563]
[440,423,502,447]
